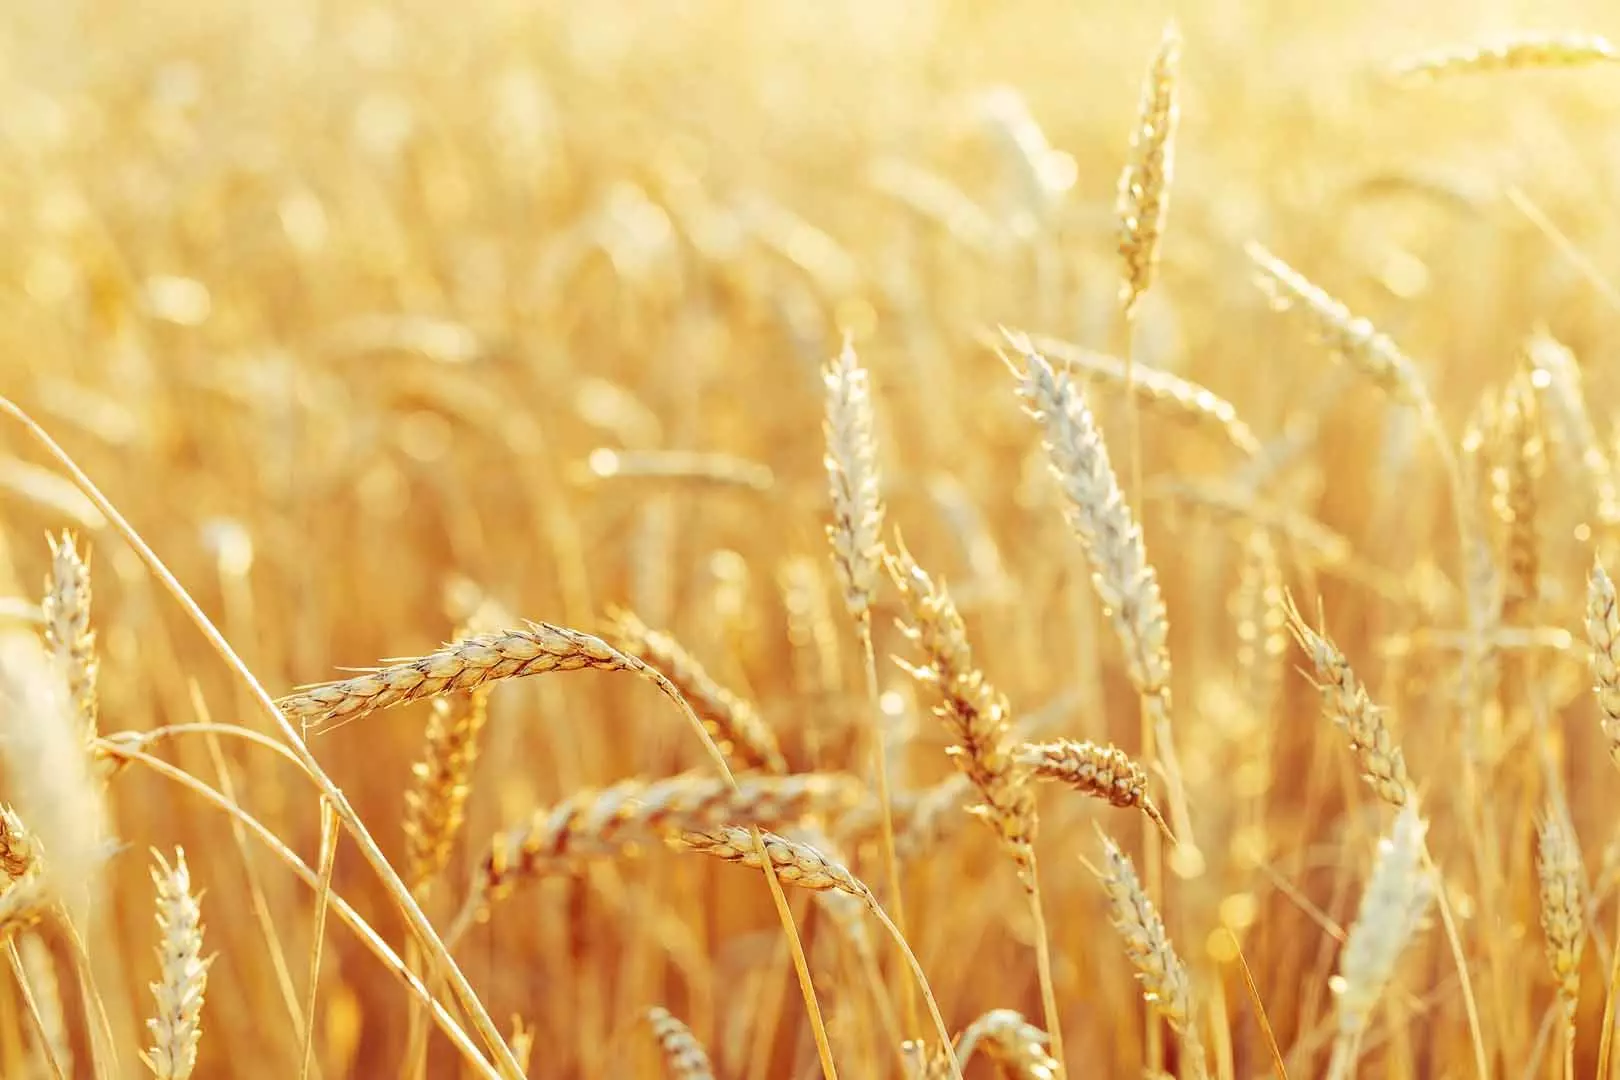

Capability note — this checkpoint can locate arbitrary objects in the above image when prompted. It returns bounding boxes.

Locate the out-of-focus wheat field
[5,0,1620,1077]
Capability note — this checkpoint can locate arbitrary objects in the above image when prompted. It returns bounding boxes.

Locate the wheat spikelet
[606,608,786,774]
[1021,332,1261,458]
[1392,34,1619,80]
[275,622,653,728]
[675,825,870,898]
[140,848,210,1080]
[1585,558,1620,767]
[954,1008,1060,1079]
[1095,833,1208,1080]
[1014,739,1170,840]
[1537,807,1586,1024]
[823,334,886,620]
[645,1006,715,1080]
[1116,22,1180,315]
[886,540,1035,872]
[0,804,37,880]
[39,531,96,746]
[20,932,71,1079]
[1328,803,1433,1074]
[1247,242,1429,407]
[1284,595,1413,807]
[473,771,859,913]
[404,689,489,897]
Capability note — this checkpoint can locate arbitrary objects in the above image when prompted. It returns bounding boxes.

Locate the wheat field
[2,1,1620,1077]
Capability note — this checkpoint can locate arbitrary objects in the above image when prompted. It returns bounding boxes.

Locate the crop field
[1,1,1620,1077]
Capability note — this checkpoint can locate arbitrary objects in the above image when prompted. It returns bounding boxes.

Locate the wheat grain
[0,805,37,880]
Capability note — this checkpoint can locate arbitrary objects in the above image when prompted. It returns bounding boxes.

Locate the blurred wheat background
[2,0,1620,1077]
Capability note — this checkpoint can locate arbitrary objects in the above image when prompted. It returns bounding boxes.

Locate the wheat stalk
[140,848,212,1080]
[606,607,787,774]
[19,933,72,1079]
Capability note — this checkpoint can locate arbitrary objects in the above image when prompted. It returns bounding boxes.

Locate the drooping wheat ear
[141,848,211,1080]
[1246,243,1430,408]
[676,825,872,898]
[886,539,1035,873]
[1585,558,1620,768]
[1537,807,1586,1025]
[1491,370,1543,623]
[404,688,489,897]
[275,622,657,728]
[1116,21,1180,316]
[1284,594,1412,807]
[1527,329,1620,526]
[1006,332,1194,844]
[0,804,38,880]
[1022,332,1260,458]
[954,1008,1060,1079]
[1014,739,1171,841]
[1328,803,1434,1080]
[606,608,787,774]
[1391,35,1619,80]
[0,873,48,940]
[823,333,886,620]
[20,933,72,1078]
[457,771,860,933]
[1232,529,1287,720]
[1094,833,1208,1080]
[644,1006,715,1080]
[40,531,97,745]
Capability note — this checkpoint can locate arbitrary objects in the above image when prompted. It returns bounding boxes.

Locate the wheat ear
[1327,803,1434,1080]
[140,848,211,1080]
[954,1008,1061,1079]
[645,1006,715,1080]
[1391,35,1619,80]
[1538,807,1586,1032]
[40,530,97,746]
[405,691,489,898]
[1014,739,1171,840]
[1094,833,1208,1080]
[1116,22,1180,315]
[1006,331,1195,851]
[1590,557,1620,768]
